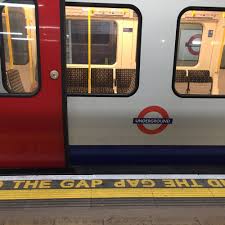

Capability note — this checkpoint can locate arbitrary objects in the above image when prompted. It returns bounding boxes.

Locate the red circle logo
[134,106,172,135]
[186,34,202,56]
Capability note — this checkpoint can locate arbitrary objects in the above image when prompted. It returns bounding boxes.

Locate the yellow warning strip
[0,188,224,200]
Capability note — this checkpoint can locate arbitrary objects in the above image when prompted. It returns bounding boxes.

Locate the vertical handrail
[88,8,92,94]
[25,7,34,86]
[217,27,225,73]
[216,13,225,73]
[5,7,13,69]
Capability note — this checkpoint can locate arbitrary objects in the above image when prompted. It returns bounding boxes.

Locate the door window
[0,2,39,94]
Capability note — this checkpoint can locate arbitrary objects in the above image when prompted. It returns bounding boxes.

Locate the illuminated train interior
[175,11,225,96]
[0,4,38,94]
[64,7,225,97]
[65,6,139,96]
[1,6,224,97]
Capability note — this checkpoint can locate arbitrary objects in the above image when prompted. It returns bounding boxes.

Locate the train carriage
[0,0,224,169]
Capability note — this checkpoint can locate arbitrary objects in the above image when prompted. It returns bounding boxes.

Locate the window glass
[177,24,203,67]
[0,2,39,94]
[65,5,140,96]
[174,10,225,96]
[66,19,117,64]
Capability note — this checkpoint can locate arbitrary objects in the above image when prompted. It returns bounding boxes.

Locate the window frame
[63,2,142,97]
[0,0,41,97]
[172,6,225,99]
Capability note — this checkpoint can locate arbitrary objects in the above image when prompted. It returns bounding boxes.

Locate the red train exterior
[0,0,65,168]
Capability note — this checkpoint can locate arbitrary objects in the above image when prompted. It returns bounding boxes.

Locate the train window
[0,2,39,95]
[65,5,141,96]
[174,9,225,96]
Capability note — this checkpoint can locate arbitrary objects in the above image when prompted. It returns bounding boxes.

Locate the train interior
[0,3,38,94]
[0,6,224,97]
[64,7,225,97]
[65,6,139,95]
[175,10,225,96]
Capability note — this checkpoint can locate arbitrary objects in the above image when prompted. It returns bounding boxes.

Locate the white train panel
[66,0,225,146]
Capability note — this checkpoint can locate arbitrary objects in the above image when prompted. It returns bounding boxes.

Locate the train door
[0,0,65,168]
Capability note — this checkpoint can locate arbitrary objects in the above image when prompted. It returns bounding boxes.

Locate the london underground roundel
[133,106,173,135]
[186,34,202,56]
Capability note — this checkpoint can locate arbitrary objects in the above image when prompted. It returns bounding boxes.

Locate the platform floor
[0,175,224,224]
[1,205,225,225]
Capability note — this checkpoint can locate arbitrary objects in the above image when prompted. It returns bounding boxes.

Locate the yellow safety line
[25,7,34,86]
[0,188,225,200]
[4,7,13,69]
[88,8,92,94]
